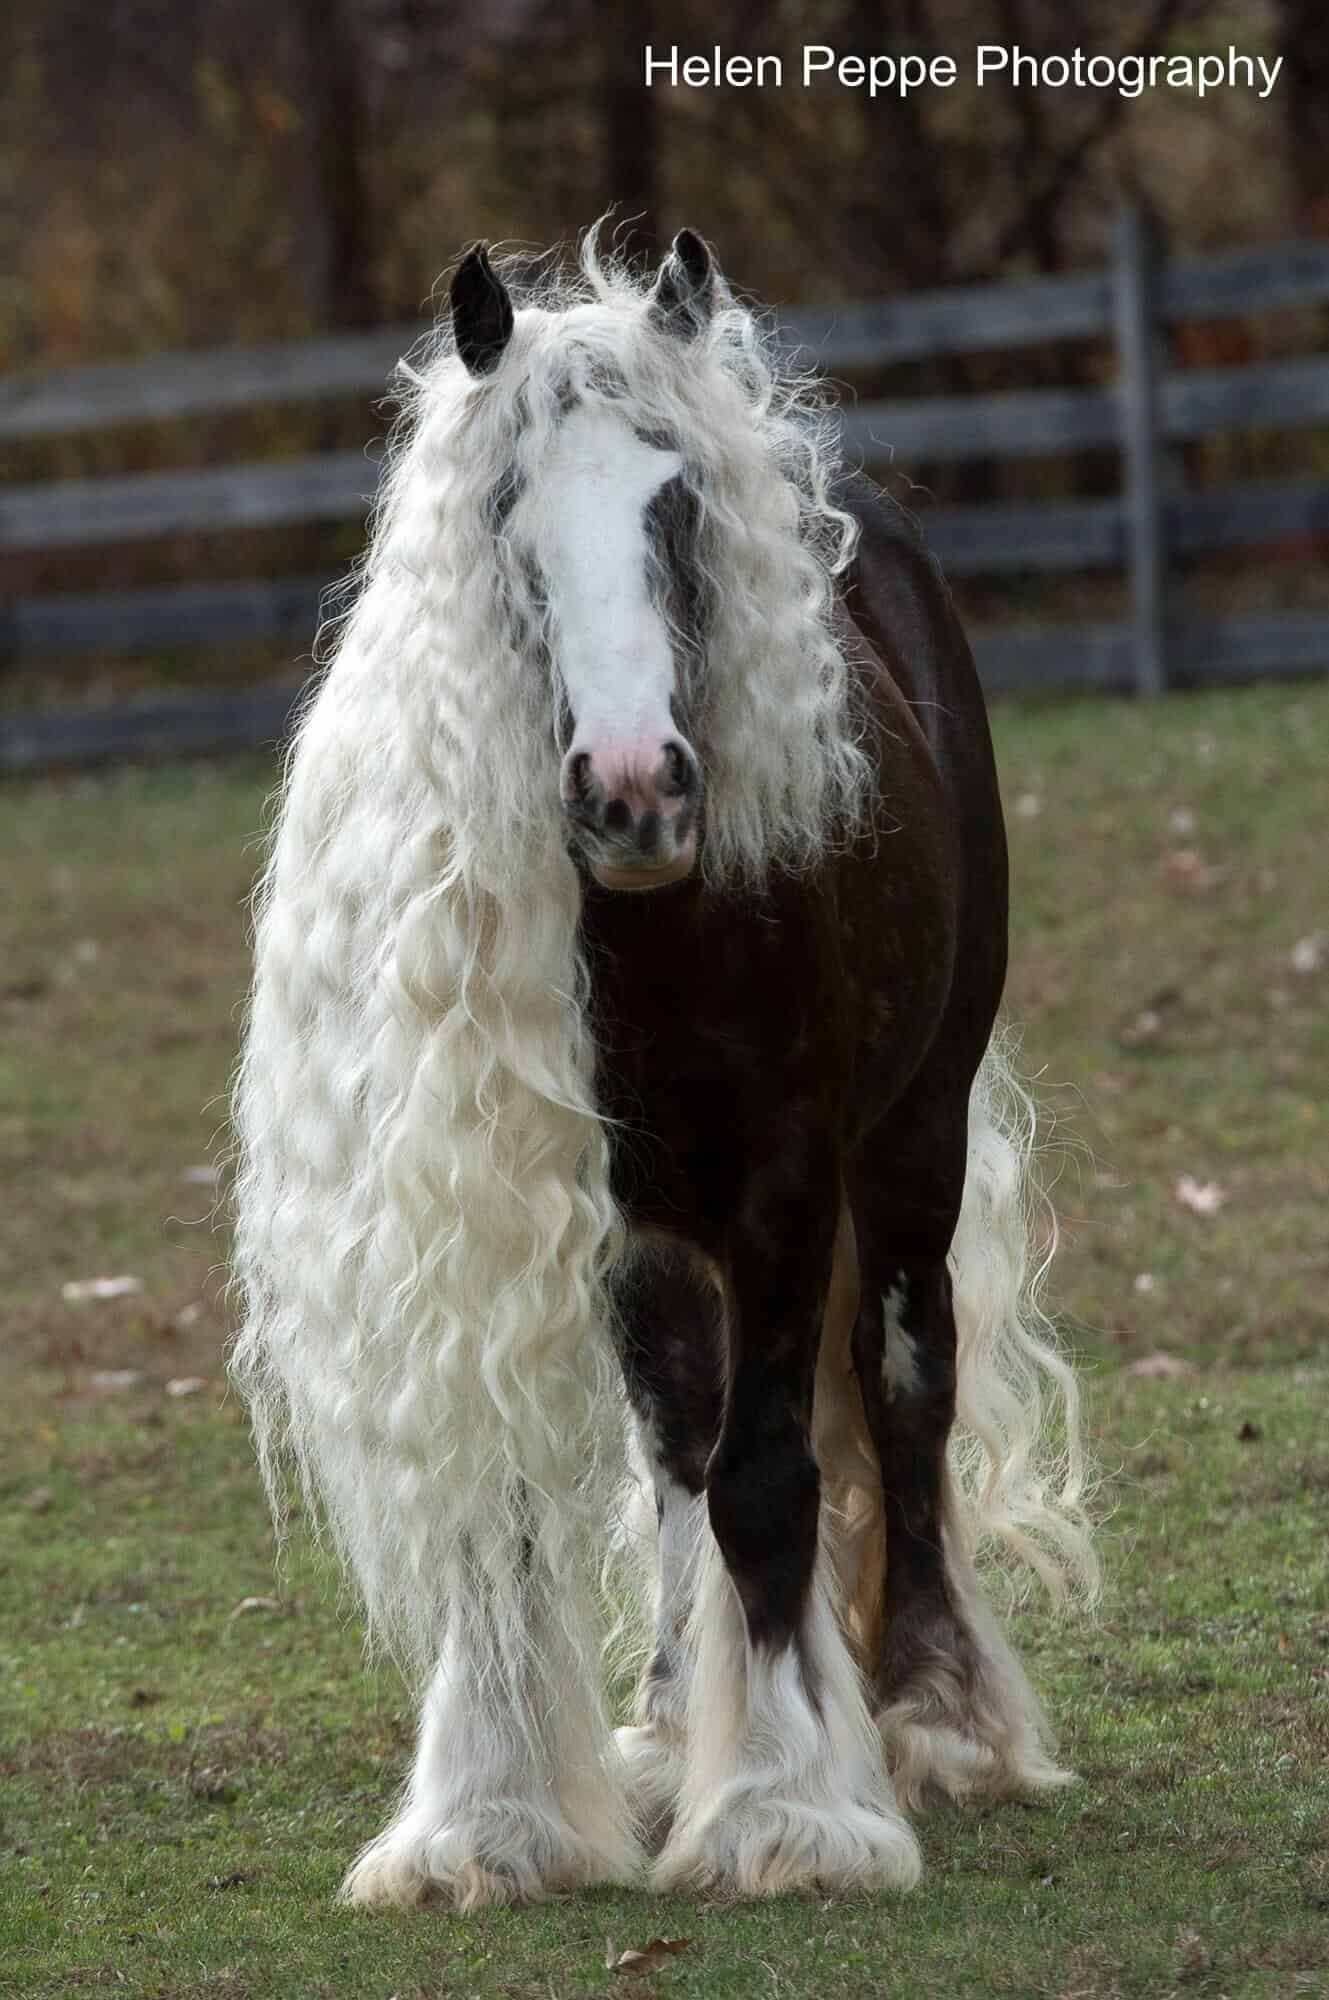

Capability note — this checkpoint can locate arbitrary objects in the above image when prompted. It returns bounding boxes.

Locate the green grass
[3,1375,1325,1997]
[2,683,1327,1996]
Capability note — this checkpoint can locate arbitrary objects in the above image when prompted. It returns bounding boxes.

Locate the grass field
[2,682,1327,1997]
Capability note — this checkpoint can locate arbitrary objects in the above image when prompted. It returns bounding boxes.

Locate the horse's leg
[611,1237,723,1847]
[654,1136,921,1896]
[340,1499,641,1909]
[848,1095,1070,1807]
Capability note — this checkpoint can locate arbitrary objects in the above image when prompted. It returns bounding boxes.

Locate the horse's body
[230,231,1095,1907]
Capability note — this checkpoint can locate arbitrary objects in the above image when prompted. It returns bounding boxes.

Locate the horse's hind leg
[612,1236,723,1847]
[848,1097,1069,1807]
[653,1140,920,1896]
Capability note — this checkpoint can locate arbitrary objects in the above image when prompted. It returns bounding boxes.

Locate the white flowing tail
[947,1033,1100,1606]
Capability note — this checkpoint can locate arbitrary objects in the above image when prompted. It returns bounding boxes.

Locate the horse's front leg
[654,1133,921,1896]
[340,1509,641,1910]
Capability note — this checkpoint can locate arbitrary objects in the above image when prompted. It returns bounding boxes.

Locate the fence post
[1113,199,1169,695]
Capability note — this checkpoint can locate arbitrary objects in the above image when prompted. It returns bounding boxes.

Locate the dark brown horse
[231,228,1095,1909]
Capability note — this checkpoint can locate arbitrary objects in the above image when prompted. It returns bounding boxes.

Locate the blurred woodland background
[3,0,1328,712]
[7,0,1328,352]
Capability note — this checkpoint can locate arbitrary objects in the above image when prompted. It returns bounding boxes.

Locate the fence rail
[4,205,1329,773]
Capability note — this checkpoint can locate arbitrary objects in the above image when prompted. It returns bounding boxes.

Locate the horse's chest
[582,887,849,1230]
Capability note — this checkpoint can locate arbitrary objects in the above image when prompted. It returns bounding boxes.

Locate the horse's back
[836,469,1010,1082]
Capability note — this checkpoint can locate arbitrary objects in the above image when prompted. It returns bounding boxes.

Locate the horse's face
[453,235,716,893]
[515,398,702,891]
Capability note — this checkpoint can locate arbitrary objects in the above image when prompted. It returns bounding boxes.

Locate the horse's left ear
[649,229,718,339]
[451,243,514,376]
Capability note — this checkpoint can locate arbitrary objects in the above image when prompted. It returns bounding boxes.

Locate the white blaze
[515,402,683,744]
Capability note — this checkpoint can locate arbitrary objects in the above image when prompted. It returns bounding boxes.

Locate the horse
[229,226,1098,1910]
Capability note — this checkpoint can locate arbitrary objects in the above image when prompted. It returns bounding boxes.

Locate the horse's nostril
[567,750,593,800]
[661,739,698,798]
[604,798,632,834]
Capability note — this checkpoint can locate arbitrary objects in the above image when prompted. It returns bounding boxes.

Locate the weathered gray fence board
[0,330,420,441]
[8,609,1321,774]
[4,204,1328,762]
[973,623,1132,692]
[1162,354,1329,439]
[848,353,1329,464]
[1,576,331,657]
[1170,477,1329,552]
[924,498,1124,573]
[781,273,1112,369]
[1172,609,1329,680]
[0,453,375,550]
[7,239,1328,447]
[974,611,1328,694]
[9,351,1327,557]
[929,475,1329,573]
[841,386,1120,461]
[6,478,1325,657]
[0,681,305,775]
[1160,239,1329,323]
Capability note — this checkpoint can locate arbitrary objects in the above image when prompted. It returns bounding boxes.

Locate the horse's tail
[944,1032,1100,1606]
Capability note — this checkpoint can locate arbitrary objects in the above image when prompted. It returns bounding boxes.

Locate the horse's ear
[649,229,718,339]
[451,243,514,376]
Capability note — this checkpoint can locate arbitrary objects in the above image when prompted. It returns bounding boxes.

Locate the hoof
[339,1798,641,1911]
[878,1689,1075,1809]
[653,1788,922,1898]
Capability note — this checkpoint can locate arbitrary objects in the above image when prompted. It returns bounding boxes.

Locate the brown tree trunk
[300,0,376,328]
[601,0,658,261]
[1279,0,1329,232]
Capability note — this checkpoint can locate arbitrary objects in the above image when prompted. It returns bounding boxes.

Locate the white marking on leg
[655,1528,922,1895]
[881,1279,920,1400]
[615,1438,705,1836]
[654,1464,707,1672]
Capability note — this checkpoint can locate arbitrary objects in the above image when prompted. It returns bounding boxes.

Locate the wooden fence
[4,201,1329,773]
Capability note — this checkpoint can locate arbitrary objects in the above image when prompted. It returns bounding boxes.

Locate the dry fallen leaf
[1129,1352,1193,1379]
[1118,984,1182,1049]
[1162,848,1222,893]
[226,1595,284,1626]
[22,1486,54,1513]
[62,1275,144,1304]
[1133,1272,1156,1294]
[607,1937,692,1975]
[1291,933,1327,976]
[87,1368,146,1393]
[1120,1007,1164,1048]
[1175,1175,1228,1217]
[165,1376,208,1398]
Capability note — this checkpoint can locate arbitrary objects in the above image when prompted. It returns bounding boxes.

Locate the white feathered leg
[342,1570,642,1909]
[614,1453,706,1845]
[654,1527,921,1897]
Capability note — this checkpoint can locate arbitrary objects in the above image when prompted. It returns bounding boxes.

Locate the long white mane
[228,233,869,1690]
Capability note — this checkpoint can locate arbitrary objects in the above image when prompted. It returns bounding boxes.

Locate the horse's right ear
[649,229,718,340]
[451,244,514,376]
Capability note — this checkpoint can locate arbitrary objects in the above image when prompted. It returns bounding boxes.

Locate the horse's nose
[560,737,701,854]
